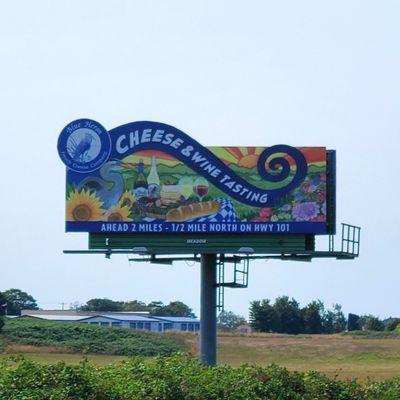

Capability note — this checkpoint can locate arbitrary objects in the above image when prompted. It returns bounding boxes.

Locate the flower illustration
[271,215,279,222]
[66,189,104,221]
[294,193,305,201]
[292,202,319,221]
[321,201,326,216]
[301,179,318,193]
[118,191,136,209]
[318,191,326,202]
[280,204,292,212]
[278,212,291,220]
[305,184,317,193]
[104,205,132,222]
[310,215,326,222]
[311,178,322,186]
[260,208,273,218]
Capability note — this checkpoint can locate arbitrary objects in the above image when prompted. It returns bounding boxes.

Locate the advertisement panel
[58,120,329,235]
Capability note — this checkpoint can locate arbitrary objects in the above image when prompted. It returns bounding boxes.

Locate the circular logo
[57,119,111,173]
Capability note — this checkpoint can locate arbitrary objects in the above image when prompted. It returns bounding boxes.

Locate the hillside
[0,317,186,356]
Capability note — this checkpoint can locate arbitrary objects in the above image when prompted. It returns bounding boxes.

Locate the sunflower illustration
[104,205,132,222]
[117,191,136,209]
[66,189,104,221]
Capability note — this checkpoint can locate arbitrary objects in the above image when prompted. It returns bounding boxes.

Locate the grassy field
[2,333,400,381]
[0,348,126,366]
[216,333,400,381]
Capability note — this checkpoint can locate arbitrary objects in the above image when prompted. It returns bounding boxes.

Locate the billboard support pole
[200,253,217,366]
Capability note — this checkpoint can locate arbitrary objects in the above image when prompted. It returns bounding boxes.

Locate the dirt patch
[4,344,72,354]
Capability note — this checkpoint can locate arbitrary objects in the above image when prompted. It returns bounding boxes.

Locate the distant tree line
[0,289,38,316]
[217,311,247,332]
[0,289,195,318]
[249,296,346,334]
[1,288,398,335]
[79,298,196,318]
[0,288,39,332]
[249,296,396,334]
[347,313,400,332]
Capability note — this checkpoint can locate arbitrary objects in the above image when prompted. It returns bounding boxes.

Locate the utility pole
[200,253,217,366]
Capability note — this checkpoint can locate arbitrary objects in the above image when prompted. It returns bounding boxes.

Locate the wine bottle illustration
[134,159,148,199]
[147,155,160,199]
[179,175,193,200]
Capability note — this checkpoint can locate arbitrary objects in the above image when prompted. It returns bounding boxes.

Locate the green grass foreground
[1,318,186,356]
[1,355,400,400]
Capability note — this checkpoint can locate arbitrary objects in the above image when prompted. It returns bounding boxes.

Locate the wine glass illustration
[193,177,209,201]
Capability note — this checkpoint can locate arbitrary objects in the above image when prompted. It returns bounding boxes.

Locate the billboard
[58,120,332,235]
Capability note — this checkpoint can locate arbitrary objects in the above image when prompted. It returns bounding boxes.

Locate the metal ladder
[216,255,250,310]
[328,223,361,257]
[341,223,361,256]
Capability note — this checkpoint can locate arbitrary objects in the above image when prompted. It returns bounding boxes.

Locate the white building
[20,310,200,332]
[154,316,200,332]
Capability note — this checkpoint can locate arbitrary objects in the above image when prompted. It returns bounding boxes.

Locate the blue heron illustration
[67,133,94,162]
[77,160,124,209]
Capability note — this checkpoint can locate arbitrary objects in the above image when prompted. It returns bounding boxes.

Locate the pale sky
[1,1,399,319]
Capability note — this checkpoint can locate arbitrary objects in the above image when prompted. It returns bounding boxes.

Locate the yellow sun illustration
[209,147,263,169]
[104,205,132,222]
[117,191,136,209]
[66,190,104,221]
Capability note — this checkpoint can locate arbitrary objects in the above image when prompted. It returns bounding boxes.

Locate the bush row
[1,355,400,400]
[1,318,186,356]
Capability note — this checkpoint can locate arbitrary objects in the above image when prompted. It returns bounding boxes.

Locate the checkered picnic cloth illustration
[142,198,237,223]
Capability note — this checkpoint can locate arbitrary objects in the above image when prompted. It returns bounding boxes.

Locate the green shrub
[0,317,4,333]
[385,319,400,331]
[1,355,400,399]
[361,315,385,331]
[2,317,186,356]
